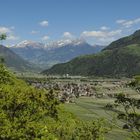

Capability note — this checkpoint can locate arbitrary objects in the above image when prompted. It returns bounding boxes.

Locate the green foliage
[0,58,5,63]
[0,82,59,139]
[0,66,107,139]
[44,108,108,140]
[128,75,140,91]
[0,65,58,139]
[0,33,7,42]
[115,93,140,139]
[72,119,107,140]
[0,64,13,84]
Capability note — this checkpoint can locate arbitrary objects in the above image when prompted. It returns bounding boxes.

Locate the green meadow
[64,97,130,140]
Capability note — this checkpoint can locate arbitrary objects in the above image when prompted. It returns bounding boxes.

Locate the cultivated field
[20,75,140,140]
[64,97,129,140]
[61,78,139,140]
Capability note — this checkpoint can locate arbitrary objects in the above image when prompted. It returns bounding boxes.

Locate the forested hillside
[43,30,140,77]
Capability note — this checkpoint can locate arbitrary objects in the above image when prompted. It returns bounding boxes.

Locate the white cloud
[98,37,115,44]
[80,17,140,45]
[116,19,126,24]
[7,35,19,41]
[108,30,122,36]
[116,18,140,28]
[0,26,11,34]
[41,35,50,41]
[81,29,122,45]
[81,29,122,38]
[63,32,74,38]
[39,20,49,27]
[100,26,110,30]
[82,30,106,38]
[30,30,39,34]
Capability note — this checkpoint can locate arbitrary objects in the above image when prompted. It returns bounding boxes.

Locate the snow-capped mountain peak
[11,39,104,69]
[12,38,88,50]
[44,38,86,50]
[13,40,45,49]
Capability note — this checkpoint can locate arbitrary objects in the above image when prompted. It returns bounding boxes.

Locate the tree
[0,33,7,45]
[0,33,6,72]
[115,93,140,139]
[0,58,5,63]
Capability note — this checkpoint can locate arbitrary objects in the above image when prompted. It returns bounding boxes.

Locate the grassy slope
[64,97,130,140]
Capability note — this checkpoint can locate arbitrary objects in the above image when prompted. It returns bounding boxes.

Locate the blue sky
[0,0,140,46]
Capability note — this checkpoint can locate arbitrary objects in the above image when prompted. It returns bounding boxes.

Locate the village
[24,77,133,103]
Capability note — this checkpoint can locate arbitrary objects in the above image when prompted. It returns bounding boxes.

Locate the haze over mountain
[11,39,104,69]
[0,45,35,72]
[42,29,140,77]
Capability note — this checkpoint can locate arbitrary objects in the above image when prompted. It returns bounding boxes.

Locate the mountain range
[11,39,104,69]
[42,30,140,77]
[0,45,35,72]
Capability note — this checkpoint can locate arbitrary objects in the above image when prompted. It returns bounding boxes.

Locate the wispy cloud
[63,32,74,39]
[81,29,122,38]
[30,30,39,34]
[39,20,49,27]
[79,18,140,45]
[81,29,122,44]
[100,26,110,30]
[98,37,115,44]
[116,17,140,28]
[41,35,50,41]
[0,26,11,34]
[7,35,19,41]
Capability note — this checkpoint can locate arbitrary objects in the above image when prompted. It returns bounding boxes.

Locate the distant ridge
[11,39,104,69]
[0,45,36,72]
[42,30,140,77]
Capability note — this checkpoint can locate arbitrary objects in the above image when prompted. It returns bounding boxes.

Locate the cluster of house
[27,79,128,103]
[58,83,95,103]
